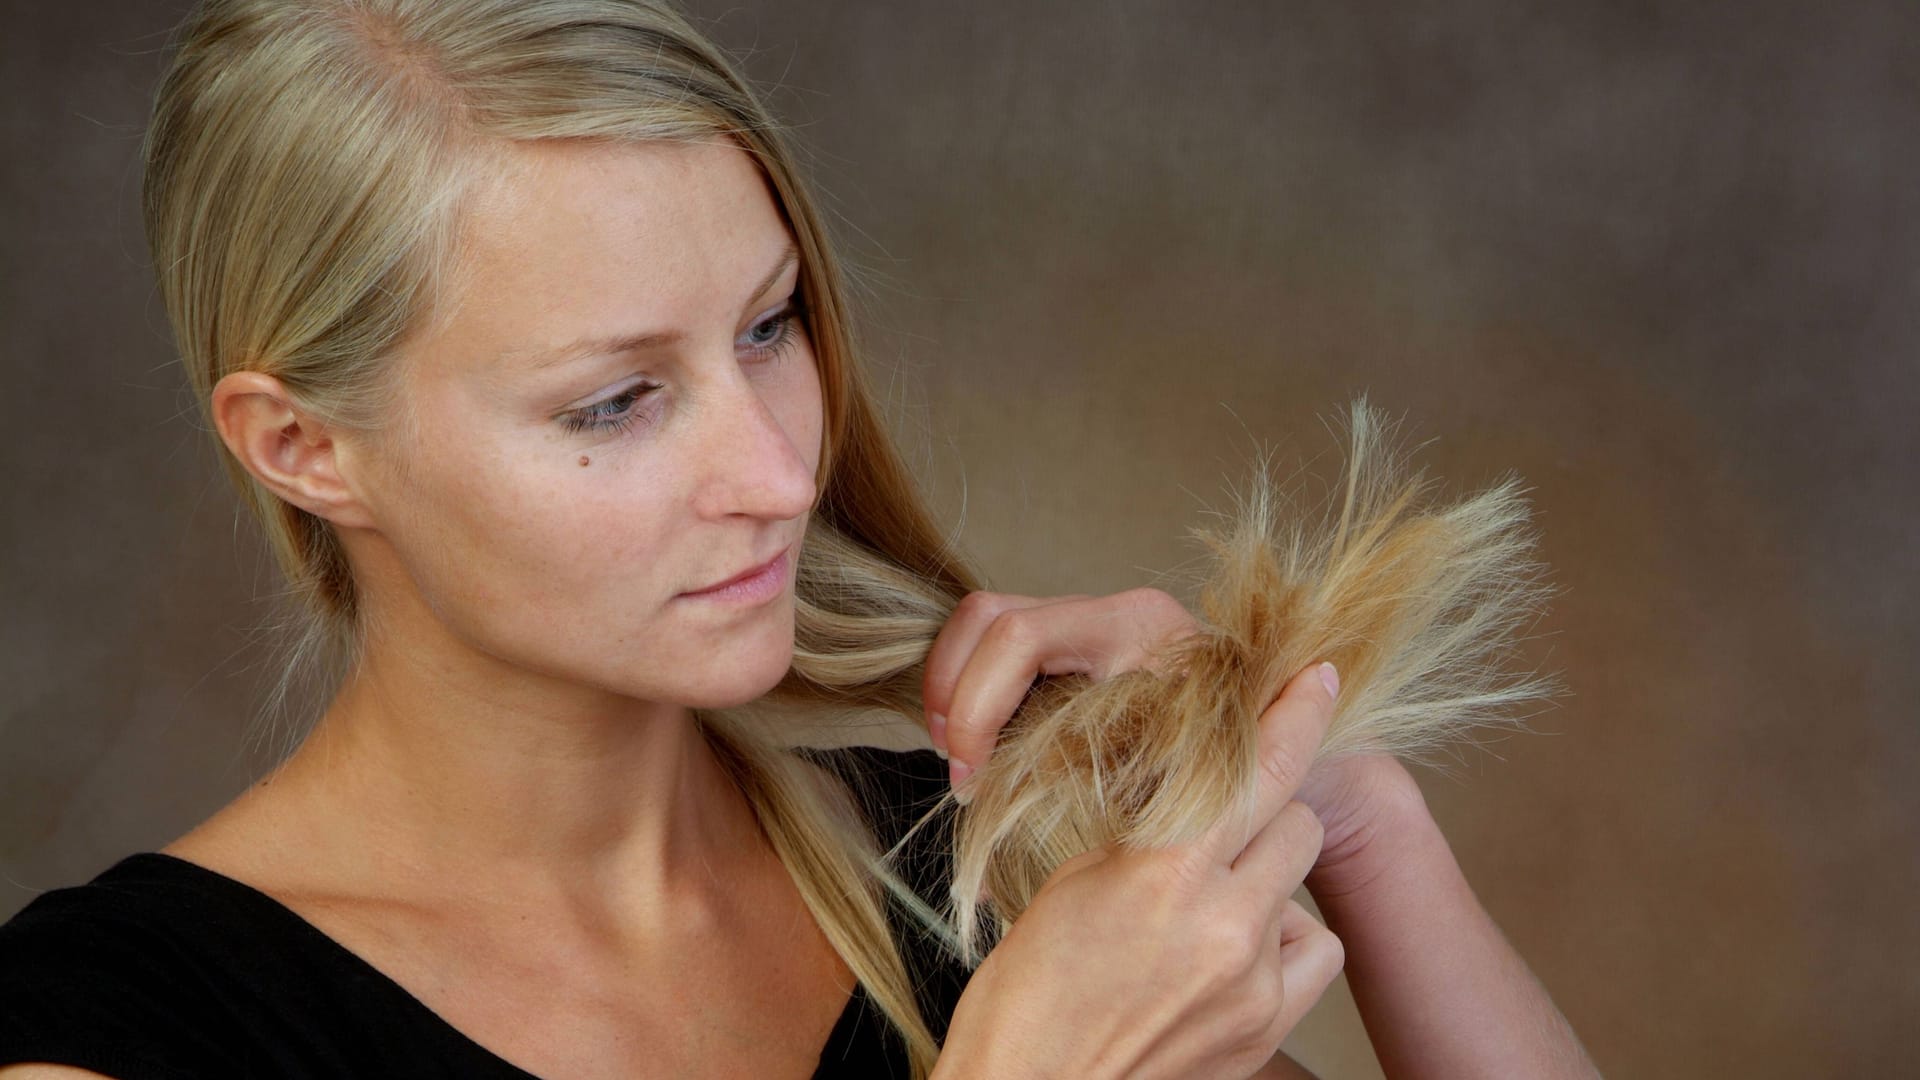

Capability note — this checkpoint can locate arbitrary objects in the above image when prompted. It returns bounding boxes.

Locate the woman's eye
[560,382,657,436]
[745,314,784,347]
[743,296,807,358]
[558,296,805,440]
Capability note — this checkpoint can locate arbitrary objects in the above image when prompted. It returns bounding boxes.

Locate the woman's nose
[690,369,817,523]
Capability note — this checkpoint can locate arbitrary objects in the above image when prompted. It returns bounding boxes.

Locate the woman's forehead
[459,138,776,281]
[426,138,794,376]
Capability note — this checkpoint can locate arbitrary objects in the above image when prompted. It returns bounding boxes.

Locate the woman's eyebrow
[507,243,799,371]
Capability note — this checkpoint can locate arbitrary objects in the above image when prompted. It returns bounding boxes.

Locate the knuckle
[1127,586,1194,630]
[1194,911,1263,985]
[1232,912,1271,966]
[1226,963,1285,1052]
[1142,844,1215,899]
[1245,957,1286,1022]
[983,606,1039,651]
[1195,888,1268,959]
[954,589,1010,622]
[1036,846,1107,896]
[1257,1001,1298,1058]
[1220,892,1266,944]
[1121,584,1172,612]
[1258,740,1307,795]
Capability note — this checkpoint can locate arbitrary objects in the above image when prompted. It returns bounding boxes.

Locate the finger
[922,591,1059,755]
[1263,903,1345,1045]
[1227,799,1325,902]
[943,596,1104,778]
[1196,660,1341,866]
[943,589,1197,782]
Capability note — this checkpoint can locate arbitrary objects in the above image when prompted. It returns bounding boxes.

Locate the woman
[0,1,1599,1077]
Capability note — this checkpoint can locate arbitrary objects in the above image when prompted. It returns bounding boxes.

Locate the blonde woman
[0,1,1598,1078]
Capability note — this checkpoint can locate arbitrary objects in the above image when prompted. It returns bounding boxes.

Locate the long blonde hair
[146,0,976,1071]
[144,1,1560,1073]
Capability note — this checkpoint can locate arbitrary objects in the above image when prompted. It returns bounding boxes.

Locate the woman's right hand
[931,661,1348,1080]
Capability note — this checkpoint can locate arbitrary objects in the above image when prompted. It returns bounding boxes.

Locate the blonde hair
[938,400,1561,960]
[146,0,976,1071]
[766,395,1562,965]
[144,0,1560,1072]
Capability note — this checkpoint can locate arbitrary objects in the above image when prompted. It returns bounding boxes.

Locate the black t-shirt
[0,745,973,1078]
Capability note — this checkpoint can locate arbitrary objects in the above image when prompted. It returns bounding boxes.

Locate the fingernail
[1317,661,1341,700]
[929,712,948,755]
[949,758,974,805]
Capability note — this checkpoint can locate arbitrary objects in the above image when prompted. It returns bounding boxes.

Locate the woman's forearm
[1307,801,1602,1079]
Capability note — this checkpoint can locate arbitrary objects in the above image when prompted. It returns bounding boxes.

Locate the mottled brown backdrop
[4,1,1915,1076]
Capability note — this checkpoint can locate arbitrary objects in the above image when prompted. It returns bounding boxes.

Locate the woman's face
[342,138,823,710]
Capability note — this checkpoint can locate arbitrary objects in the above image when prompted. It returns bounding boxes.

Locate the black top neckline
[2,744,960,1076]
[112,850,871,1078]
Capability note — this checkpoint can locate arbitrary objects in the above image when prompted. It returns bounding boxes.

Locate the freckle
[578,455,591,467]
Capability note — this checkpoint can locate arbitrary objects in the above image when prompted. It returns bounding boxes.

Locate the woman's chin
[682,645,797,710]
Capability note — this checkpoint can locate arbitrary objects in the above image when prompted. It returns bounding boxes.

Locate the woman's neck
[229,637,770,932]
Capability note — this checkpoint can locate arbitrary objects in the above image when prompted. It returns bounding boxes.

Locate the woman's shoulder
[0,854,533,1078]
[1,853,230,974]
[0,854,238,1076]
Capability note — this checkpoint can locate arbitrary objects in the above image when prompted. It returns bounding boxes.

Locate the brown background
[4,1,1915,1076]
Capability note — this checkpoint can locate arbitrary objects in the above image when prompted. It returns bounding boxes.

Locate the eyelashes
[559,380,662,436]
[558,294,809,438]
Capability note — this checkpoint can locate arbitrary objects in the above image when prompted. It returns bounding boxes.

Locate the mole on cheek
[578,455,591,467]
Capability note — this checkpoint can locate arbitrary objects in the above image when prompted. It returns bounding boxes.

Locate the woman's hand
[923,586,1426,893]
[931,662,1347,1080]
[923,587,1599,1077]
[923,587,1199,799]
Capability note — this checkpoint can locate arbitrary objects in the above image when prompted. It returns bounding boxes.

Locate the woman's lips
[678,543,793,604]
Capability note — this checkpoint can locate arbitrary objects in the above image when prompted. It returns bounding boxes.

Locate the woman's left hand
[924,588,1199,800]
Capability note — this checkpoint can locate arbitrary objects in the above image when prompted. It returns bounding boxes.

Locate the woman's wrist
[1300,767,1602,1079]
[931,963,1055,1080]
[1300,755,1444,906]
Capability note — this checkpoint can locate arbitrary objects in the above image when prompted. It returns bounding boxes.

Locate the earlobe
[210,371,377,530]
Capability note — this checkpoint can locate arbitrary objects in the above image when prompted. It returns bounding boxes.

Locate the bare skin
[4,138,1592,1080]
[2,136,1331,1080]
[926,591,1602,1078]
[179,137,839,1079]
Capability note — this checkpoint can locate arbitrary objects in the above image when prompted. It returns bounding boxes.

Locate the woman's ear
[210,371,378,530]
